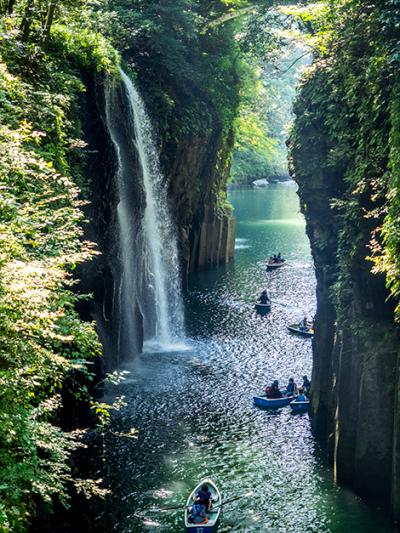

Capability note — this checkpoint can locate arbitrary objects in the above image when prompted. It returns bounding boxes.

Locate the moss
[289,0,400,515]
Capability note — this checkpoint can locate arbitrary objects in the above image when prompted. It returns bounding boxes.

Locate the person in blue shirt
[286,378,298,396]
[196,484,212,510]
[294,388,307,402]
[189,484,212,524]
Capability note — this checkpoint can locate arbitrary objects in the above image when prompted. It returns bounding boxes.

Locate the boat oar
[210,491,253,510]
[269,299,302,310]
[147,491,253,513]
[147,503,193,513]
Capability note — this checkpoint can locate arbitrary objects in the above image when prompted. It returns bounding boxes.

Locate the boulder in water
[252,179,269,188]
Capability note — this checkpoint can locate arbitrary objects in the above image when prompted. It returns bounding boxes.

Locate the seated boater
[189,484,212,524]
[258,289,270,305]
[286,377,297,396]
[298,316,309,331]
[265,380,282,398]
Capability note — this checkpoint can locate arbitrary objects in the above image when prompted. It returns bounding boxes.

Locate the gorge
[1,0,400,532]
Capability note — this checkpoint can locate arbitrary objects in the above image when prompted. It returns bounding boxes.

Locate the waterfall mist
[105,69,185,356]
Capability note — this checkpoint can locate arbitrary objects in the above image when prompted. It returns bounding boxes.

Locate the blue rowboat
[185,478,221,533]
[290,399,310,413]
[253,394,295,408]
[287,323,314,337]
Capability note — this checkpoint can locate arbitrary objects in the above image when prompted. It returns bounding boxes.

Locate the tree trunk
[6,0,15,15]
[20,0,35,42]
[43,1,56,42]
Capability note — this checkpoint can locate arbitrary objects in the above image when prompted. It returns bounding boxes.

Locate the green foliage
[374,87,400,317]
[103,0,246,130]
[0,0,99,44]
[50,24,120,74]
[228,5,312,185]
[232,88,283,183]
[0,7,121,530]
[290,0,400,319]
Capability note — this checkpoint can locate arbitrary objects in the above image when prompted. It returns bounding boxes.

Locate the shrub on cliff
[0,12,119,532]
[289,0,400,319]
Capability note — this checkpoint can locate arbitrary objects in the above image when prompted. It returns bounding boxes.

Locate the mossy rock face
[289,0,400,518]
[128,57,238,277]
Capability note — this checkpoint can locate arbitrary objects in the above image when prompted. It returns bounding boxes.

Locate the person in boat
[189,501,208,524]
[189,484,212,524]
[294,387,307,402]
[286,377,298,396]
[299,316,309,331]
[196,483,212,511]
[266,380,282,398]
[302,375,311,396]
[258,289,270,305]
[277,252,282,262]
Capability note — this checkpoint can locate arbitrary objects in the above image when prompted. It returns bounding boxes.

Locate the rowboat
[290,399,310,413]
[184,478,221,533]
[287,324,314,337]
[266,259,285,270]
[255,302,271,314]
[253,394,295,408]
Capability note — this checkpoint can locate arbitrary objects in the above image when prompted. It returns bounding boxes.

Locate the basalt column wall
[289,67,400,521]
[135,74,237,280]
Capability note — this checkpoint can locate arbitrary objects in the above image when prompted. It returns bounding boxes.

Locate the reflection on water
[98,186,390,532]
[235,237,250,250]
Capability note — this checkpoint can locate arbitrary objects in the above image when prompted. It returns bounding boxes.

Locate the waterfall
[105,69,185,354]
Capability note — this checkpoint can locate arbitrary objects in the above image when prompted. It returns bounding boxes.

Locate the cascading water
[105,69,184,353]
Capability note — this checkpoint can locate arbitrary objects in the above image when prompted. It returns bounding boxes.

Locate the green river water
[94,184,391,533]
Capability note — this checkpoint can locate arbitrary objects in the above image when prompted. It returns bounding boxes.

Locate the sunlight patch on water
[151,488,173,499]
[235,237,251,250]
[245,218,306,227]
[142,518,161,527]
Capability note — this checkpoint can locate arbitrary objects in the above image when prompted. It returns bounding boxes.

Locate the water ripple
[95,187,389,533]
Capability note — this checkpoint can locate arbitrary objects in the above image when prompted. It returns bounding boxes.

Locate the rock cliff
[76,65,237,363]
[289,6,400,519]
[291,108,399,502]
[136,74,237,278]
